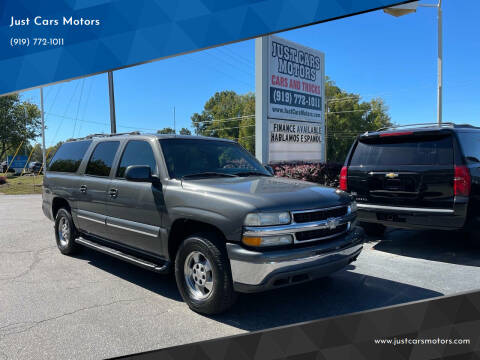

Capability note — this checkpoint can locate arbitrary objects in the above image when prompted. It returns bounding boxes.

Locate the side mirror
[125,165,153,182]
[265,165,275,175]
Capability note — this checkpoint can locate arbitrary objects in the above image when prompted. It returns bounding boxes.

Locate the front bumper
[227,227,364,293]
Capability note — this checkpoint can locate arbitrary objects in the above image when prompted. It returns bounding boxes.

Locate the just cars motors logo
[326,217,339,230]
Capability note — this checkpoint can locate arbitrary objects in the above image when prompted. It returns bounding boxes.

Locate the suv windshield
[159,138,271,179]
[350,135,453,166]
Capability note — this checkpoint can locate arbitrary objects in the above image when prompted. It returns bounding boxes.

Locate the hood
[181,176,351,212]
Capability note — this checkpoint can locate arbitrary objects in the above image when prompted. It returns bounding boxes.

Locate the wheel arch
[52,197,71,219]
[168,219,227,261]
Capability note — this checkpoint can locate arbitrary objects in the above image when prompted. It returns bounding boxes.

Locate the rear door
[348,132,455,209]
[76,141,120,238]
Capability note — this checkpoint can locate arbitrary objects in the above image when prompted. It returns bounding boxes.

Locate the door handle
[109,188,118,198]
[80,185,87,193]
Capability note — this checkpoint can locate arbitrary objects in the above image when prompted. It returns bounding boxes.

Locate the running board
[75,237,170,273]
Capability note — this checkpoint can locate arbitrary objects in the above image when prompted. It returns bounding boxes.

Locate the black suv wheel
[54,208,80,255]
[360,222,386,237]
[175,233,237,314]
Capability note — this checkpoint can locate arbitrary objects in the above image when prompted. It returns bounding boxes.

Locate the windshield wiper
[181,172,238,179]
[235,171,271,177]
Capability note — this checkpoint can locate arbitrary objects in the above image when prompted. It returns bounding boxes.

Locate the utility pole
[437,0,443,125]
[108,71,117,133]
[384,1,443,124]
[40,87,46,170]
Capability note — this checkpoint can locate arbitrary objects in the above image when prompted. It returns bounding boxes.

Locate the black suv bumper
[357,200,468,230]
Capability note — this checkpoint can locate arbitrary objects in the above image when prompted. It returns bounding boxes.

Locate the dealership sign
[268,36,324,122]
[261,36,325,163]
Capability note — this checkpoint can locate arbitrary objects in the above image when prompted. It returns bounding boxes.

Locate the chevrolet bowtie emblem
[386,172,399,179]
[326,218,339,230]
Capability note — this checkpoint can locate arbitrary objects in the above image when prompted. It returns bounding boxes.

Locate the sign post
[255,35,325,164]
[255,37,269,164]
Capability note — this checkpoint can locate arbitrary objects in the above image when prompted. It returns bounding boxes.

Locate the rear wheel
[361,222,386,237]
[54,208,80,255]
[459,229,480,248]
[175,233,237,315]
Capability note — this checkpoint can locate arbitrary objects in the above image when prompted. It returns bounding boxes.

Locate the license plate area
[376,213,406,223]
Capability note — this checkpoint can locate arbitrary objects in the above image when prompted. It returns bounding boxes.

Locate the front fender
[167,206,243,242]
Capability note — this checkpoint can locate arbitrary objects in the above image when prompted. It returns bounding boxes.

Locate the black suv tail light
[454,165,471,197]
[339,166,348,191]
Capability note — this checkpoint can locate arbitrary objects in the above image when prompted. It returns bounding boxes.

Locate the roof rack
[71,131,141,141]
[375,123,457,132]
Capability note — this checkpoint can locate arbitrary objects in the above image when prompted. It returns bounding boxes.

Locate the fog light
[242,234,293,247]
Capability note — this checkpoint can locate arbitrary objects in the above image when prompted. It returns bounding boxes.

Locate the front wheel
[175,233,237,315]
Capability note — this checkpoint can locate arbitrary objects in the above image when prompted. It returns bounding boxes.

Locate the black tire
[54,208,80,255]
[175,233,237,315]
[459,229,480,248]
[361,222,386,237]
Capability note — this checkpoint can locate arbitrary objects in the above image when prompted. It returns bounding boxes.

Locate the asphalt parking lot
[1,195,479,359]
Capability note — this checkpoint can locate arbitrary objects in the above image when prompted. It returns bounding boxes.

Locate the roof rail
[376,123,457,132]
[71,131,141,141]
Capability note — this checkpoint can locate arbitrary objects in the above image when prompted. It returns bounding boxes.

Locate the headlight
[242,234,293,247]
[348,201,358,214]
[244,211,291,226]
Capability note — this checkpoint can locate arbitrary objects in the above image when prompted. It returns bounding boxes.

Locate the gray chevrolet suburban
[43,133,363,314]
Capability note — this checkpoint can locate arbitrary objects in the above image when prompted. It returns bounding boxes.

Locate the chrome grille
[293,206,348,223]
[295,224,348,242]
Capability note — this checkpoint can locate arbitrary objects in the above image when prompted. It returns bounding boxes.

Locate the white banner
[269,119,323,162]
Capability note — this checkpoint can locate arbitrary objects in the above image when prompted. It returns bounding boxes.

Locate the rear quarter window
[48,140,92,173]
[350,135,453,166]
[457,132,480,164]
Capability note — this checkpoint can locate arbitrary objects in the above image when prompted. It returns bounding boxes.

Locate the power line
[76,77,95,137]
[45,112,158,132]
[72,79,85,138]
[194,114,255,125]
[203,124,255,132]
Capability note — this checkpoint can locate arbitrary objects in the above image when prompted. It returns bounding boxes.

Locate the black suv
[340,123,479,239]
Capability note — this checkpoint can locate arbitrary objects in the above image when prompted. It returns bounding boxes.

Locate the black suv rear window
[48,140,92,173]
[457,132,480,163]
[350,135,453,166]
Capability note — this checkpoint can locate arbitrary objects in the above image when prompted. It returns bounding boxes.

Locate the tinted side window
[48,140,92,172]
[85,141,119,177]
[117,141,157,178]
[350,136,453,166]
[457,132,480,163]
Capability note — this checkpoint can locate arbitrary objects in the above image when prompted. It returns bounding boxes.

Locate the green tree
[30,142,63,163]
[191,83,391,161]
[179,127,191,135]
[191,91,255,153]
[0,94,41,161]
[325,78,392,162]
[157,127,176,134]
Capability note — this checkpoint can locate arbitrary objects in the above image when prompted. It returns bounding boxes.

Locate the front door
[105,140,166,255]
